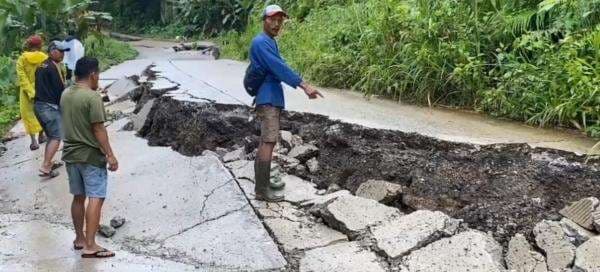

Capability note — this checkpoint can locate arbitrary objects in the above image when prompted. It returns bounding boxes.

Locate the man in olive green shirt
[61,57,118,258]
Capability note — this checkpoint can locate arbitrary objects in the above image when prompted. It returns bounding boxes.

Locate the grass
[85,35,139,71]
[219,0,600,137]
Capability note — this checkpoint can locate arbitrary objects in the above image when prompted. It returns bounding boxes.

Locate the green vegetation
[0,55,18,136]
[219,0,600,137]
[85,35,138,71]
[0,1,136,137]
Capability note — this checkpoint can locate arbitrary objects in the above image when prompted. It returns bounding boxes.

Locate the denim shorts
[66,163,108,198]
[34,101,62,140]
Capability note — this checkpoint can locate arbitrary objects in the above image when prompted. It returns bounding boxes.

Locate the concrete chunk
[506,234,548,272]
[132,99,155,131]
[225,160,254,181]
[561,218,595,246]
[288,144,319,162]
[306,157,319,173]
[262,204,347,252]
[320,195,402,236]
[281,175,318,204]
[300,190,351,207]
[222,148,245,163]
[300,242,386,272]
[399,230,504,272]
[356,179,403,204]
[534,220,576,271]
[371,210,460,259]
[559,197,599,230]
[573,237,600,272]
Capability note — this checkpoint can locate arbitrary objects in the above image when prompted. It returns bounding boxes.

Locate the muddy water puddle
[139,96,600,246]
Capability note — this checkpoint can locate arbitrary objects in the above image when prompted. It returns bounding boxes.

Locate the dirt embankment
[139,96,600,246]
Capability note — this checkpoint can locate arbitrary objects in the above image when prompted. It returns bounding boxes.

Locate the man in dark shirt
[34,40,69,178]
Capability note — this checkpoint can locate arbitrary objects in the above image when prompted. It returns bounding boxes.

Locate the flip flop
[81,248,115,258]
[73,243,84,250]
[30,143,39,151]
[51,162,63,171]
[38,169,59,179]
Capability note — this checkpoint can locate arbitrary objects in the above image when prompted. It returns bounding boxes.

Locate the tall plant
[0,0,110,54]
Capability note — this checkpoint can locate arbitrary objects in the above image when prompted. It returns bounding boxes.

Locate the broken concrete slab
[288,144,319,162]
[280,130,294,149]
[371,210,461,259]
[301,190,351,207]
[131,98,155,131]
[356,179,403,204]
[262,205,347,252]
[300,242,386,272]
[281,175,318,204]
[534,220,576,271]
[506,233,548,272]
[222,148,245,163]
[561,218,595,246]
[104,77,140,100]
[306,157,319,174]
[573,237,600,272]
[275,155,299,170]
[162,204,287,270]
[320,195,402,236]
[559,197,599,231]
[150,77,179,94]
[225,159,254,181]
[398,230,505,272]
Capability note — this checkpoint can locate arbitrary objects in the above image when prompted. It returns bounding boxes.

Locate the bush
[85,35,138,71]
[0,55,19,136]
[219,0,600,136]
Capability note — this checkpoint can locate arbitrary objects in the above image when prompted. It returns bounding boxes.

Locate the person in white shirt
[64,31,85,83]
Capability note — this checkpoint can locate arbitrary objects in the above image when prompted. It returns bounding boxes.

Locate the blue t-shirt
[249,32,302,108]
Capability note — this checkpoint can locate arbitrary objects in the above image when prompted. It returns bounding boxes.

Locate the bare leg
[256,142,275,163]
[82,197,113,256]
[40,139,60,173]
[71,195,86,248]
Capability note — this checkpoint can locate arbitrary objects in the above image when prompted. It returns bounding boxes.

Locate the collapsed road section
[108,65,600,271]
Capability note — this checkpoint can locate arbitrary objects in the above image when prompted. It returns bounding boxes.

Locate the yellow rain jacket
[16,51,48,134]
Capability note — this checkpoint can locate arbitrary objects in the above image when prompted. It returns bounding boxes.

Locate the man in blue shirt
[251,4,323,202]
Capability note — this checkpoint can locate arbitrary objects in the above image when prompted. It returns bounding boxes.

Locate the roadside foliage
[217,0,600,138]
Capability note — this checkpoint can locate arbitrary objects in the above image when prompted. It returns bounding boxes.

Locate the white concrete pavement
[124,39,596,155]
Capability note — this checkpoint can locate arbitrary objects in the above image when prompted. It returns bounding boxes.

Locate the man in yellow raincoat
[16,35,48,150]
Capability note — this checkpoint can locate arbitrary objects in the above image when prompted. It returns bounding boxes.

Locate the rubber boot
[254,160,284,202]
[269,164,285,190]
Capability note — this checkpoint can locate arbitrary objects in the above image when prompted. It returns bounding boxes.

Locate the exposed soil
[140,96,600,246]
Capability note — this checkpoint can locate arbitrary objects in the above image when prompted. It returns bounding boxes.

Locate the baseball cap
[263,5,288,18]
[48,40,70,52]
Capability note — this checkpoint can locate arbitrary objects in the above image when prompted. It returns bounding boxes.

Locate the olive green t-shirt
[60,85,107,168]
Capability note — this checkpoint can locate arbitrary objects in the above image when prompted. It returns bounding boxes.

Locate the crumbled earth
[139,96,600,246]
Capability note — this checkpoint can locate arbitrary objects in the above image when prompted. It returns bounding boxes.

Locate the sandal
[38,169,59,179]
[81,248,115,258]
[73,242,84,250]
[51,162,63,171]
[30,143,39,151]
